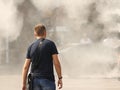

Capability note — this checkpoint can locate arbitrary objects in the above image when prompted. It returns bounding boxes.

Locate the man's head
[34,24,46,38]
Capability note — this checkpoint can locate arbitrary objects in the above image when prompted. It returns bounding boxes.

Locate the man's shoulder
[45,39,54,44]
[28,40,38,48]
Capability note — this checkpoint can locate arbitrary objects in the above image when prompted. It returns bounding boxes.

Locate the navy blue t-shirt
[26,39,58,81]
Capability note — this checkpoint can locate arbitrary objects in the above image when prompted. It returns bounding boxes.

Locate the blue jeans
[33,78,56,90]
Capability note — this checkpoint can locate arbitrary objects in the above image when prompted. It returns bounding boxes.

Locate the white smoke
[0,0,23,41]
[61,0,95,18]
[97,0,120,32]
[31,0,61,11]
[29,0,120,78]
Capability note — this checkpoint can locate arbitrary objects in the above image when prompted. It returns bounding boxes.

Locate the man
[22,24,63,90]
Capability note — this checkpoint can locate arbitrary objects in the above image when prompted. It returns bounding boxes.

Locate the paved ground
[63,78,120,90]
[0,75,120,90]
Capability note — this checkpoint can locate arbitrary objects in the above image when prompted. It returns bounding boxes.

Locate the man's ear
[34,31,37,36]
[44,31,46,37]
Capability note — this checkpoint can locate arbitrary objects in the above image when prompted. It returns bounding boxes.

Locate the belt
[30,73,53,77]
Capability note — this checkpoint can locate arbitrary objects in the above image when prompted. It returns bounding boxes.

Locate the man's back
[27,39,58,81]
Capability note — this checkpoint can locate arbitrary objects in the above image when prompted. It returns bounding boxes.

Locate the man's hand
[22,85,26,90]
[58,79,63,89]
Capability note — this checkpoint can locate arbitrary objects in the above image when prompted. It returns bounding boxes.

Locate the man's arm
[22,59,31,90]
[52,54,63,89]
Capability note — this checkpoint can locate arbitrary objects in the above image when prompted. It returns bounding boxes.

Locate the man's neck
[36,36,45,39]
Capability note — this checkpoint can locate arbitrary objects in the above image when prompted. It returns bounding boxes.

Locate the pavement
[0,75,120,90]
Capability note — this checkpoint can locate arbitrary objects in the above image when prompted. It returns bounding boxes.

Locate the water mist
[28,0,120,78]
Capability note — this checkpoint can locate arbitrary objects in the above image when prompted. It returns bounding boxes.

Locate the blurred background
[1,0,120,90]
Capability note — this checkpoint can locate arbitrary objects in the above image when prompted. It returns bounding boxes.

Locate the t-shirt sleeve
[26,45,31,59]
[50,42,59,55]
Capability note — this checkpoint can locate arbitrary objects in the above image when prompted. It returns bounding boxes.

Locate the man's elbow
[23,66,28,70]
[23,65,29,72]
[23,59,31,71]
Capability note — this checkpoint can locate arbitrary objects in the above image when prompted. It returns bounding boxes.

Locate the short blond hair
[34,24,46,36]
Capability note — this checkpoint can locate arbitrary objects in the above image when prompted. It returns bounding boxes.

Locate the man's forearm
[52,54,63,89]
[55,61,62,78]
[22,67,29,85]
[22,60,31,86]
[52,54,62,79]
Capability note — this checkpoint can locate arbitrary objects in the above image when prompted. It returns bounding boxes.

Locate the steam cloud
[1,0,120,78]
[0,0,23,41]
[31,0,120,77]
